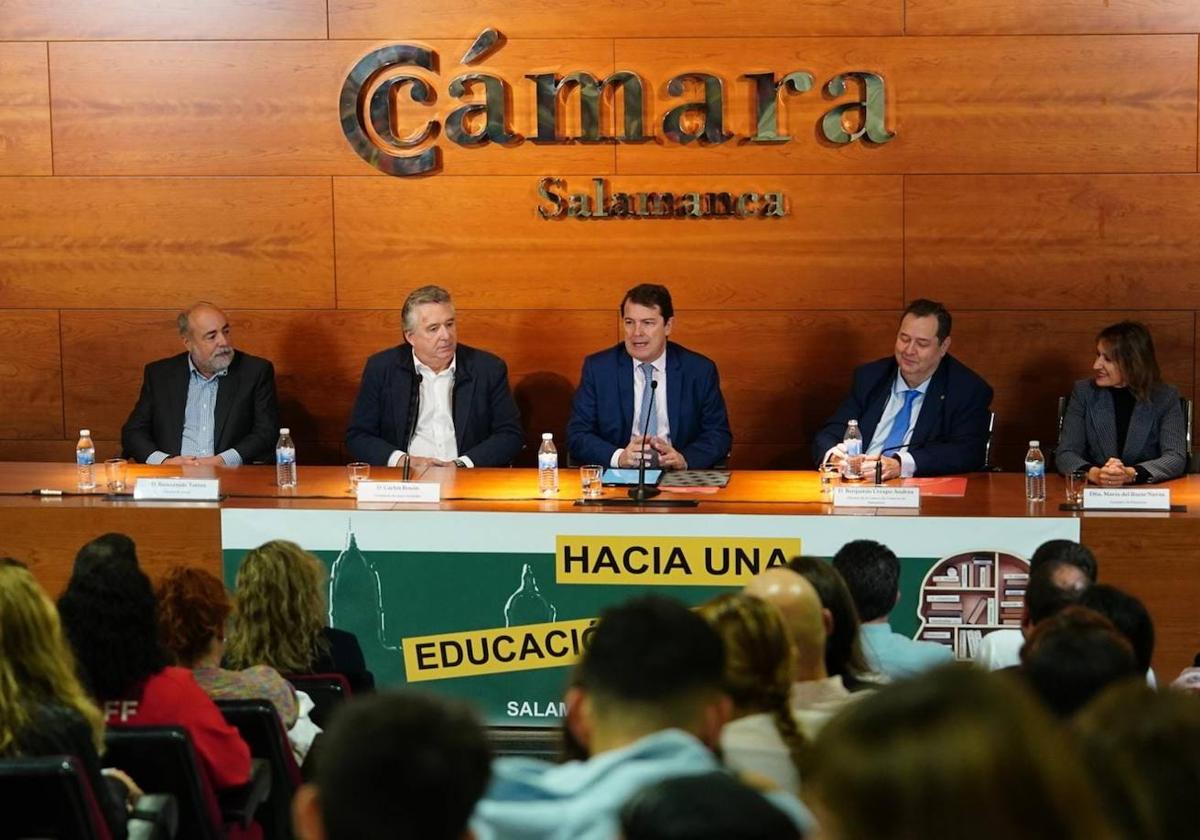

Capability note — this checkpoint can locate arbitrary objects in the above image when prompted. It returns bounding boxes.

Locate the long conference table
[2,462,1197,717]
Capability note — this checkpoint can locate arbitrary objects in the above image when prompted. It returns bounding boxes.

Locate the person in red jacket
[58,551,251,792]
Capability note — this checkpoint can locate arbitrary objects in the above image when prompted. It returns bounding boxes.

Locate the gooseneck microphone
[402,373,423,481]
[629,379,661,502]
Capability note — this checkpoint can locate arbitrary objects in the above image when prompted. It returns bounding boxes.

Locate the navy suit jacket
[567,342,732,470]
[812,354,993,476]
[1055,379,1186,482]
[121,350,279,464]
[345,343,523,467]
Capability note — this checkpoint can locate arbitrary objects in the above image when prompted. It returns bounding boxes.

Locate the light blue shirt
[860,621,954,680]
[472,728,812,840]
[866,371,931,478]
[146,357,242,466]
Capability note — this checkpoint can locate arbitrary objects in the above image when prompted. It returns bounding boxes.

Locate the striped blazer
[1055,378,1187,482]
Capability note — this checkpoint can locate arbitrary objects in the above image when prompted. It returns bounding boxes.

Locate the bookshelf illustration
[915,551,1030,661]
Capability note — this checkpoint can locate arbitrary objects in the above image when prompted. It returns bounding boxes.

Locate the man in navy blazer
[812,299,993,478]
[568,284,732,470]
[121,302,279,465]
[346,285,523,468]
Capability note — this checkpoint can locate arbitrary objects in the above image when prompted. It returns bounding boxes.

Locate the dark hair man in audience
[1019,606,1139,718]
[567,284,732,470]
[975,539,1099,670]
[745,568,858,737]
[346,285,523,468]
[121,301,279,465]
[292,691,490,840]
[619,771,801,840]
[1079,584,1156,684]
[812,298,993,478]
[831,539,952,680]
[471,596,811,839]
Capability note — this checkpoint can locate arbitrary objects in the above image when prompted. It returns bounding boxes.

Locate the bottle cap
[280,428,290,435]
[1029,440,1039,447]
[541,432,553,440]
[79,429,91,437]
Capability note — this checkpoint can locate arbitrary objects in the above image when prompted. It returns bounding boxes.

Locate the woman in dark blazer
[1056,321,1187,485]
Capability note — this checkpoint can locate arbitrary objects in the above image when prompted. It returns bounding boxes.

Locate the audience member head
[57,555,167,701]
[786,556,874,688]
[1096,321,1162,402]
[0,563,104,755]
[156,566,233,668]
[73,532,138,576]
[807,665,1108,840]
[1074,681,1200,840]
[1020,606,1139,718]
[1078,584,1155,677]
[1023,558,1090,634]
[1029,539,1098,582]
[619,771,800,840]
[744,568,829,682]
[567,596,727,755]
[831,539,898,623]
[698,593,808,776]
[293,691,490,840]
[225,539,327,673]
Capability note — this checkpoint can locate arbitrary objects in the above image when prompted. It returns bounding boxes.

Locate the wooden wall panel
[0,0,328,40]
[334,175,903,310]
[612,36,1197,174]
[906,175,1200,310]
[907,0,1200,36]
[0,311,63,439]
[329,0,903,39]
[59,309,615,464]
[0,42,52,175]
[0,178,334,309]
[49,39,616,176]
[953,311,1195,470]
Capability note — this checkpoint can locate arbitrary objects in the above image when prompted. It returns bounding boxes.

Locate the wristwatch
[453,458,468,468]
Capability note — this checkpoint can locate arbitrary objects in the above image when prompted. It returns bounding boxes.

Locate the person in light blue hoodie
[833,539,953,680]
[471,596,812,840]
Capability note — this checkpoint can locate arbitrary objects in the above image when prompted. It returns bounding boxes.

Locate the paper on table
[899,477,969,497]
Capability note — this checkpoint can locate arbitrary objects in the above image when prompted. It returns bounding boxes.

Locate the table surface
[6,461,1198,517]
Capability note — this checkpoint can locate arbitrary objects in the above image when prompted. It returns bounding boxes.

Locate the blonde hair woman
[698,592,808,794]
[0,561,130,837]
[225,540,373,692]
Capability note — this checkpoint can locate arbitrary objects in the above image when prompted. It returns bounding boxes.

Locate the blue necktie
[881,389,919,455]
[636,363,657,437]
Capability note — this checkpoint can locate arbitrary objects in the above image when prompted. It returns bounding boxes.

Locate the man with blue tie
[567,284,732,470]
[812,299,993,478]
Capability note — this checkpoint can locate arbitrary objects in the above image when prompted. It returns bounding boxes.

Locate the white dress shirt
[866,371,931,478]
[611,351,671,468]
[387,351,475,468]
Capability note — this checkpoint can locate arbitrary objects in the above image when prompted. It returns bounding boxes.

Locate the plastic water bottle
[276,428,297,489]
[75,429,96,491]
[1025,440,1045,502]
[537,432,559,496]
[842,420,864,481]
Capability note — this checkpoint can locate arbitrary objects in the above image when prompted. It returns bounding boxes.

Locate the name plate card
[833,486,921,509]
[133,478,220,501]
[356,481,441,504]
[1082,488,1171,511]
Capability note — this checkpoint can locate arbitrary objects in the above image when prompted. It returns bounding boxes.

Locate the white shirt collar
[412,348,456,378]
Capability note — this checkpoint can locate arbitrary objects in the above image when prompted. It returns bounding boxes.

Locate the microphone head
[650,379,658,390]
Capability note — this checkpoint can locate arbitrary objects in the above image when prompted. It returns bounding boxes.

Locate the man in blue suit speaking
[568,284,732,470]
[812,299,993,478]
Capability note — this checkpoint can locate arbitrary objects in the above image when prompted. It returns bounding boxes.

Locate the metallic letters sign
[340,28,894,177]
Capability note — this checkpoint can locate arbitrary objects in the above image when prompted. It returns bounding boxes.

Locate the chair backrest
[0,755,113,840]
[982,410,998,470]
[1181,397,1193,451]
[215,699,300,840]
[104,726,223,840]
[285,673,351,730]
